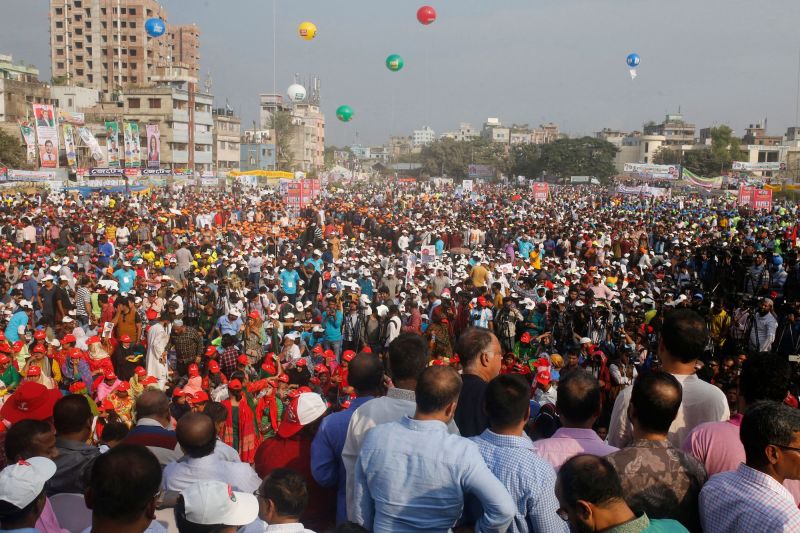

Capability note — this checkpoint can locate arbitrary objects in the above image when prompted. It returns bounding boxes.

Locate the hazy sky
[2,0,800,146]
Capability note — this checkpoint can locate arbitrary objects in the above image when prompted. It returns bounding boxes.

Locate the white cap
[181,480,259,526]
[62,316,74,323]
[579,337,592,344]
[42,275,54,282]
[376,304,389,318]
[19,300,32,309]
[0,457,56,509]
[228,309,240,317]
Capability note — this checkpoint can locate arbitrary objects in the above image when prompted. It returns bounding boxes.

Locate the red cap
[119,334,132,343]
[33,330,46,340]
[205,345,217,357]
[277,374,290,383]
[0,382,61,423]
[100,399,115,412]
[146,309,159,321]
[261,360,276,373]
[536,370,552,386]
[69,348,83,359]
[117,381,131,391]
[86,336,101,345]
[361,346,372,354]
[104,370,118,380]
[314,363,329,374]
[172,388,185,398]
[477,296,488,307]
[32,344,46,354]
[11,341,24,353]
[135,366,147,377]
[62,334,76,344]
[248,311,261,320]
[237,354,249,365]
[312,345,324,354]
[296,359,307,367]
[188,363,199,377]
[228,379,243,391]
[26,366,41,377]
[68,381,87,393]
[140,376,157,386]
[208,360,221,373]
[190,391,209,404]
[343,351,355,362]
[520,332,531,344]
[0,344,11,354]
[0,354,10,365]
[323,349,336,360]
[534,357,550,367]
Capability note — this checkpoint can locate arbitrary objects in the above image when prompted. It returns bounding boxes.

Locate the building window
[56,35,64,42]
[644,142,649,153]
[131,76,137,83]
[130,36,136,43]
[55,21,63,28]
[128,98,140,108]
[129,8,136,15]
[56,62,65,69]
[67,98,74,107]
[148,98,161,109]
[56,48,64,55]
[87,74,93,82]
[55,7,63,14]
[130,22,136,28]
[129,49,137,56]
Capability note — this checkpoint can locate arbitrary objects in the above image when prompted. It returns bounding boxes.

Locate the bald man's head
[415,365,462,415]
[176,412,216,458]
[135,390,170,424]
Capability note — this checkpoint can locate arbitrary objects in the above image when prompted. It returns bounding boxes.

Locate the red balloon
[417,5,436,25]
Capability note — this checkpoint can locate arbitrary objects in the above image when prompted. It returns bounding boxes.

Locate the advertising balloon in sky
[417,6,437,25]
[287,84,307,103]
[336,105,354,122]
[298,21,317,41]
[145,18,166,38]
[626,53,640,79]
[386,54,405,72]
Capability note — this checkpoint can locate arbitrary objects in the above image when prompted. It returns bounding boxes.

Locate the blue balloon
[145,18,166,38]
[626,53,640,68]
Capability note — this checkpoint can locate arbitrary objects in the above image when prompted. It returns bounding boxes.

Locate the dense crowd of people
[1,182,800,532]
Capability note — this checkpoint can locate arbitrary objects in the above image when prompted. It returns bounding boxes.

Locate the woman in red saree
[221,377,260,463]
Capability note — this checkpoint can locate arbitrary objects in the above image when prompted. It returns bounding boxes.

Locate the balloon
[336,105,354,123]
[626,53,640,68]
[287,84,307,103]
[145,18,166,38]
[417,6,437,25]
[298,21,317,41]
[386,54,404,72]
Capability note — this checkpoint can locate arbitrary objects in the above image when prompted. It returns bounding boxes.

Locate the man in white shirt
[162,412,261,493]
[342,333,458,520]
[609,309,729,448]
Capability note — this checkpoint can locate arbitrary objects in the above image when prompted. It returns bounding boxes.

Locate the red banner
[284,179,322,209]
[532,182,549,203]
[738,186,772,211]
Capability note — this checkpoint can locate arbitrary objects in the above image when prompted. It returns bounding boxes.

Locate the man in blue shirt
[113,261,137,294]
[212,309,244,340]
[470,374,567,533]
[352,365,515,532]
[5,301,31,343]
[278,267,300,303]
[97,235,114,267]
[321,300,343,359]
[311,353,384,523]
[357,271,374,300]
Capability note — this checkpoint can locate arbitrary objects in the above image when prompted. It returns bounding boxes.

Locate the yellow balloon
[298,21,317,40]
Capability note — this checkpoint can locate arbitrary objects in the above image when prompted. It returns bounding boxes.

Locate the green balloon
[336,105,354,122]
[386,54,404,72]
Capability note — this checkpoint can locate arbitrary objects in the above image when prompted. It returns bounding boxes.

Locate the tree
[269,111,297,171]
[513,137,618,182]
[683,125,743,176]
[0,129,28,169]
[653,147,682,165]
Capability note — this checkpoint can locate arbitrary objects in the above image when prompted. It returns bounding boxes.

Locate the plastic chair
[48,493,92,533]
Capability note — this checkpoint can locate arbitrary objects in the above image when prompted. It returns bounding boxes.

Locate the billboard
[738,186,773,211]
[623,163,679,179]
[32,104,58,168]
[468,164,495,179]
[732,161,786,171]
[462,179,473,192]
[146,124,160,169]
[62,124,77,169]
[18,121,37,164]
[105,121,121,168]
[123,122,141,168]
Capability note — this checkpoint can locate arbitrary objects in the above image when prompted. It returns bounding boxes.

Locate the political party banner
[532,182,549,202]
[462,179,474,192]
[732,161,786,172]
[7,169,57,182]
[18,121,37,164]
[738,186,755,207]
[105,121,121,168]
[32,104,58,168]
[123,122,141,168]
[617,185,670,197]
[58,110,85,126]
[142,168,171,176]
[77,127,106,165]
[145,124,160,169]
[62,124,77,169]
[468,164,494,179]
[751,189,773,211]
[420,245,436,264]
[623,163,680,179]
[682,168,722,189]
[88,168,125,177]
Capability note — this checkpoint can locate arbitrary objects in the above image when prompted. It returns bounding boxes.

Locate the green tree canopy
[0,129,28,169]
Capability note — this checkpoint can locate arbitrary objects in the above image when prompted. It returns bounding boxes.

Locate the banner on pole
[62,124,77,169]
[146,124,160,169]
[18,121,37,164]
[32,104,59,168]
[123,122,141,168]
[77,127,106,165]
[105,121,121,168]
[532,182,549,202]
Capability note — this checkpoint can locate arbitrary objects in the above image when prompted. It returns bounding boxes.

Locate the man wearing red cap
[221,378,260,463]
[0,354,20,393]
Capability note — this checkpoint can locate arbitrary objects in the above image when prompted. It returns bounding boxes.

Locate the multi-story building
[388,135,412,158]
[643,114,696,146]
[0,54,41,82]
[440,122,479,142]
[212,107,240,174]
[83,77,214,173]
[240,141,276,172]
[48,0,199,99]
[481,118,509,143]
[411,125,435,147]
[743,122,783,147]
[50,85,101,112]
[168,23,200,79]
